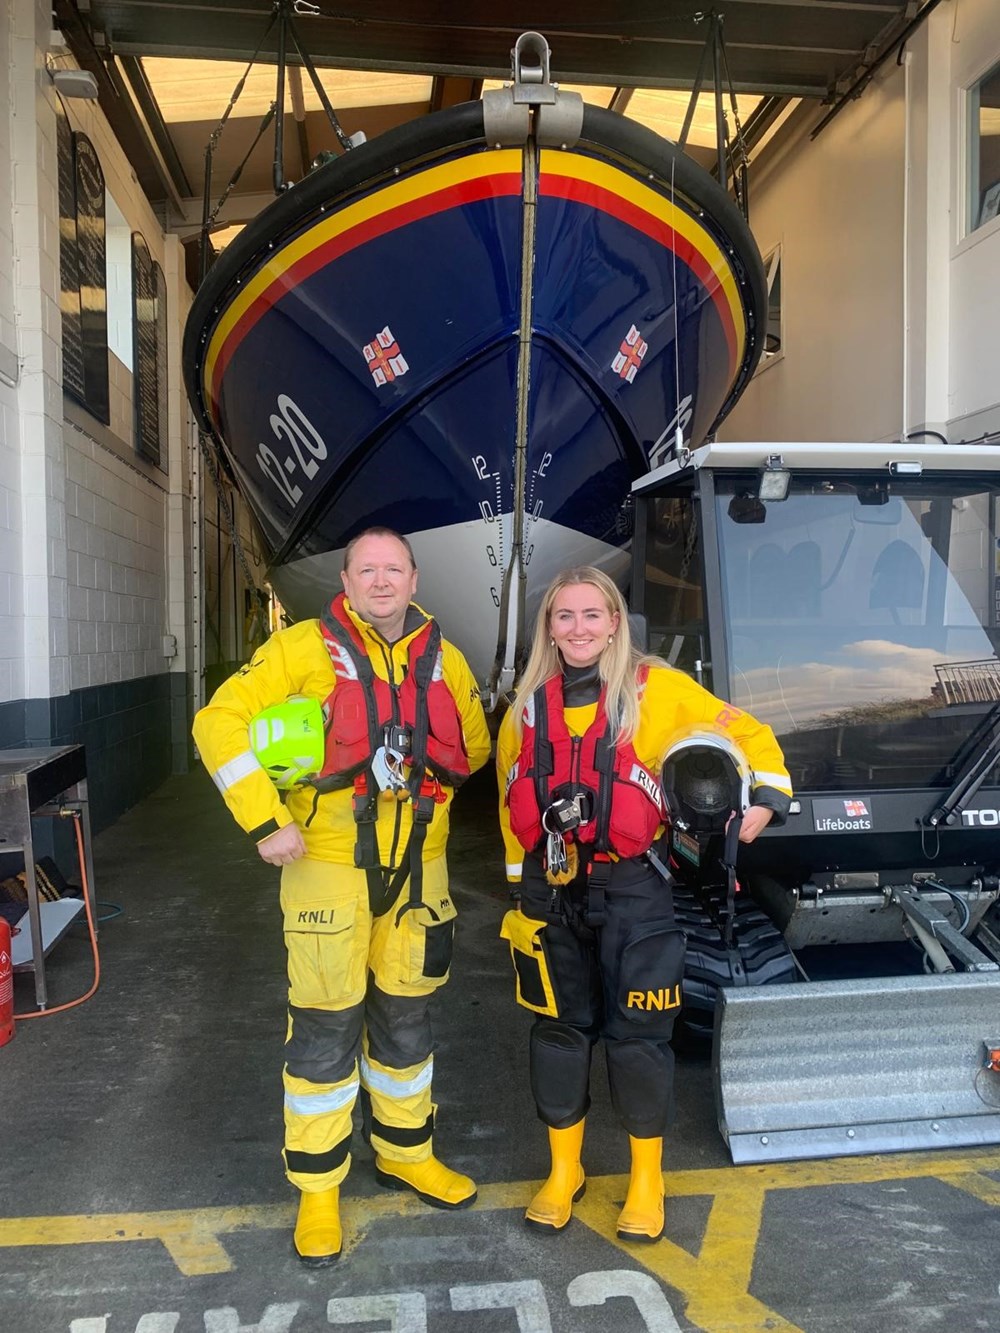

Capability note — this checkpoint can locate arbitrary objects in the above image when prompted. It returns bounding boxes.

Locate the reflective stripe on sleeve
[284,1077,360,1118]
[360,1055,433,1099]
[210,749,263,794]
[753,772,792,791]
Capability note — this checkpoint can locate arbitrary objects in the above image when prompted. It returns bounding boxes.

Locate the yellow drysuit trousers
[280,854,457,1193]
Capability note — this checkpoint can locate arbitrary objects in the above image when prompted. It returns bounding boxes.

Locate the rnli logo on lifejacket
[612,325,648,383]
[629,762,663,809]
[626,986,681,1011]
[363,326,409,386]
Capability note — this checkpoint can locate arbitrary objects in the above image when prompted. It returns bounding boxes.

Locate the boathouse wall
[722,0,1000,449]
[0,0,262,831]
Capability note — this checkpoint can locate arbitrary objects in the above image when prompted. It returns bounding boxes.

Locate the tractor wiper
[925,699,1000,826]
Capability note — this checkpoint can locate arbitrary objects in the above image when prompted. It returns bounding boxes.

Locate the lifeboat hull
[184,101,765,688]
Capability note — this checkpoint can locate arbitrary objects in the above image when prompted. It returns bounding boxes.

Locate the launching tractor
[630,440,1000,1163]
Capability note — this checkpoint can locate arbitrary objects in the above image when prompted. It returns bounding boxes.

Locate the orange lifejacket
[314,593,470,792]
[314,594,472,923]
[505,671,665,859]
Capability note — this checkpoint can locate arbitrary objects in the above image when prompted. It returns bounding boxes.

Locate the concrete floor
[1,766,999,1333]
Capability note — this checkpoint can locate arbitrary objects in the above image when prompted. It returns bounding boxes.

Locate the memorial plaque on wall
[56,104,85,404]
[73,133,110,424]
[131,234,160,465]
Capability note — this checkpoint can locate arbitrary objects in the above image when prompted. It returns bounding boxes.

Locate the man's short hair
[342,527,416,572]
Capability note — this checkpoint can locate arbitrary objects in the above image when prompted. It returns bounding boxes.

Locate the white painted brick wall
[0,10,21,704]
[0,8,262,726]
[0,3,207,713]
[0,6,15,365]
[64,422,167,690]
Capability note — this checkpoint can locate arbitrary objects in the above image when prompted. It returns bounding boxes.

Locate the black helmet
[661,731,752,835]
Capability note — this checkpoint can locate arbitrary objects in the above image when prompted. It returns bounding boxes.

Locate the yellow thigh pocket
[281,862,368,1009]
[371,859,458,994]
[500,909,558,1017]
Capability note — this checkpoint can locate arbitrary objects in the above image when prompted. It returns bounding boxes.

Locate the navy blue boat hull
[184,101,765,686]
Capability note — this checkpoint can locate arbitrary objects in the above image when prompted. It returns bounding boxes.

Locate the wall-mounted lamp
[758,453,790,501]
[49,68,99,100]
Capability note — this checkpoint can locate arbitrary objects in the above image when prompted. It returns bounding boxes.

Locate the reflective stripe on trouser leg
[360,1043,435,1164]
[283,1058,359,1191]
[281,858,370,1192]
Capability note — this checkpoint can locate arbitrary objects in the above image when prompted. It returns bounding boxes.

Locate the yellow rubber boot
[374,1153,477,1209]
[616,1136,665,1243]
[525,1120,586,1234]
[293,1186,342,1266]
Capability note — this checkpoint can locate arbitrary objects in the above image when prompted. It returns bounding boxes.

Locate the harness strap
[395,625,443,924]
[592,725,616,853]
[353,772,380,872]
[531,682,554,832]
[721,813,743,948]
[584,851,612,926]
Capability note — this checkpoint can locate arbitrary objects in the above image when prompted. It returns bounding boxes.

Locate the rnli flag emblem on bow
[612,325,648,383]
[363,327,408,386]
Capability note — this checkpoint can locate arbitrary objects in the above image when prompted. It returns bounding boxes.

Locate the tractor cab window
[713,474,1000,792]
[638,493,707,680]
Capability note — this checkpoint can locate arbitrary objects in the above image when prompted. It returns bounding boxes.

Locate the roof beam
[118,55,193,197]
[72,0,913,99]
[429,76,483,113]
[172,191,280,239]
[287,66,312,178]
[53,0,188,213]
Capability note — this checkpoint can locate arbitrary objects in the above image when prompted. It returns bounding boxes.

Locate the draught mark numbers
[256,395,328,508]
[471,452,505,575]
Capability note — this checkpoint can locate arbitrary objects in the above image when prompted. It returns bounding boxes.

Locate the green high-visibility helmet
[249,696,325,790]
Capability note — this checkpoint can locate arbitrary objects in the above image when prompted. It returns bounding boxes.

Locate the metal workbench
[0,746,97,1009]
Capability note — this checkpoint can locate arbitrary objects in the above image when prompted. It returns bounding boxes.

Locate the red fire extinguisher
[0,917,14,1047]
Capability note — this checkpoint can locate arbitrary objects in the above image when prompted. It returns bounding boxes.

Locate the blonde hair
[510,567,663,744]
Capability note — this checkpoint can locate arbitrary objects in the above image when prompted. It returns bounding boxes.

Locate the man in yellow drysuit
[193,527,490,1265]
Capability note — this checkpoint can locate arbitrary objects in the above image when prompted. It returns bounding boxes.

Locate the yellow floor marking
[0,1147,997,1333]
[0,1205,293,1276]
[573,1173,802,1333]
[942,1170,1000,1208]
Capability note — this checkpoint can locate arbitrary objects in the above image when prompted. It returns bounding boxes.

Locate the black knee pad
[365,981,433,1068]
[285,1003,363,1084]
[606,1038,675,1137]
[529,1021,594,1128]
